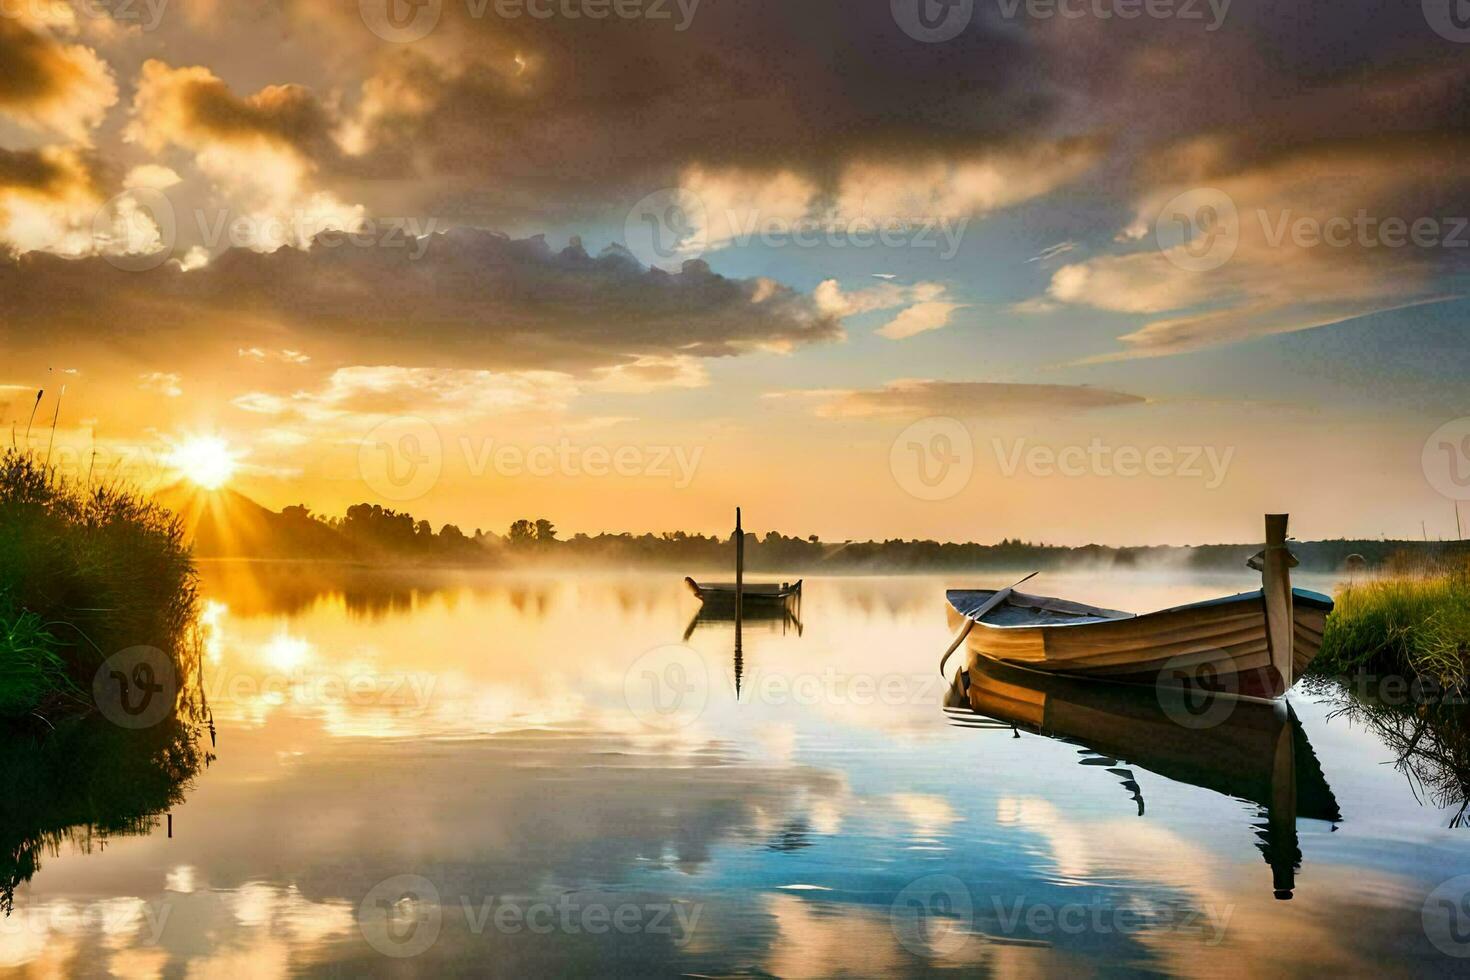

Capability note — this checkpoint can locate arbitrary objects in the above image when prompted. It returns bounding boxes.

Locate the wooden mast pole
[734,507,744,629]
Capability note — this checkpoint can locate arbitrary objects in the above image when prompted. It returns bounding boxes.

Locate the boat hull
[945,588,1332,699]
[685,576,801,604]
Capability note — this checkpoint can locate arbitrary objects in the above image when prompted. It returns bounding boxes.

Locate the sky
[2,0,1469,545]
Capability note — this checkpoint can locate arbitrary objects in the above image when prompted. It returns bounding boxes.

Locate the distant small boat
[685,577,802,604]
[686,506,802,608]
[944,515,1331,701]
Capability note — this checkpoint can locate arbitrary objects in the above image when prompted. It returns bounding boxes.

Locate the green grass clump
[0,600,81,717]
[1316,561,1470,690]
[0,449,200,720]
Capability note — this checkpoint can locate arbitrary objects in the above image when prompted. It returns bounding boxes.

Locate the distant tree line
[247,501,1469,572]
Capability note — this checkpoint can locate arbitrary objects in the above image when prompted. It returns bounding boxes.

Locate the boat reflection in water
[944,658,1340,900]
[682,590,802,699]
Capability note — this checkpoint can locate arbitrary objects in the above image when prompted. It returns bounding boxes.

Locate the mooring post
[1262,514,1295,694]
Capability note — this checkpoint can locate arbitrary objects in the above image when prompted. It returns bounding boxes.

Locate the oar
[938,571,1038,678]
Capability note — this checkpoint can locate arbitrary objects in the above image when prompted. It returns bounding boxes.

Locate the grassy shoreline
[1315,561,1470,691]
[0,450,201,723]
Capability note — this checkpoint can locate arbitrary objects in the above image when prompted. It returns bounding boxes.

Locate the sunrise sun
[165,435,240,490]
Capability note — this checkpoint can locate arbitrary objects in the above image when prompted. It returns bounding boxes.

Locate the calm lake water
[5,564,1469,977]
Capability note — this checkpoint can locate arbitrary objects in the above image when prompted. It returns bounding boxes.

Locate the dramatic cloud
[1037,133,1470,359]
[125,61,363,253]
[126,60,337,159]
[773,379,1146,419]
[0,230,843,375]
[0,145,109,255]
[323,2,1059,195]
[0,17,117,142]
[667,139,1102,258]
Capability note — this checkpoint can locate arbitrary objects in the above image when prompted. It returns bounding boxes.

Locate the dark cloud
[0,228,842,372]
[0,18,116,139]
[324,0,1060,200]
[129,60,338,158]
[276,1,1470,233]
[1034,2,1470,153]
[0,18,77,108]
[0,146,100,197]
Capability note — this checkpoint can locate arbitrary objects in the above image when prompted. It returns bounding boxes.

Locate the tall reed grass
[0,449,200,720]
[1317,558,1470,690]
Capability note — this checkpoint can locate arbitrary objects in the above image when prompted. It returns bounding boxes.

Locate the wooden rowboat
[685,508,802,609]
[944,515,1331,700]
[685,577,802,604]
